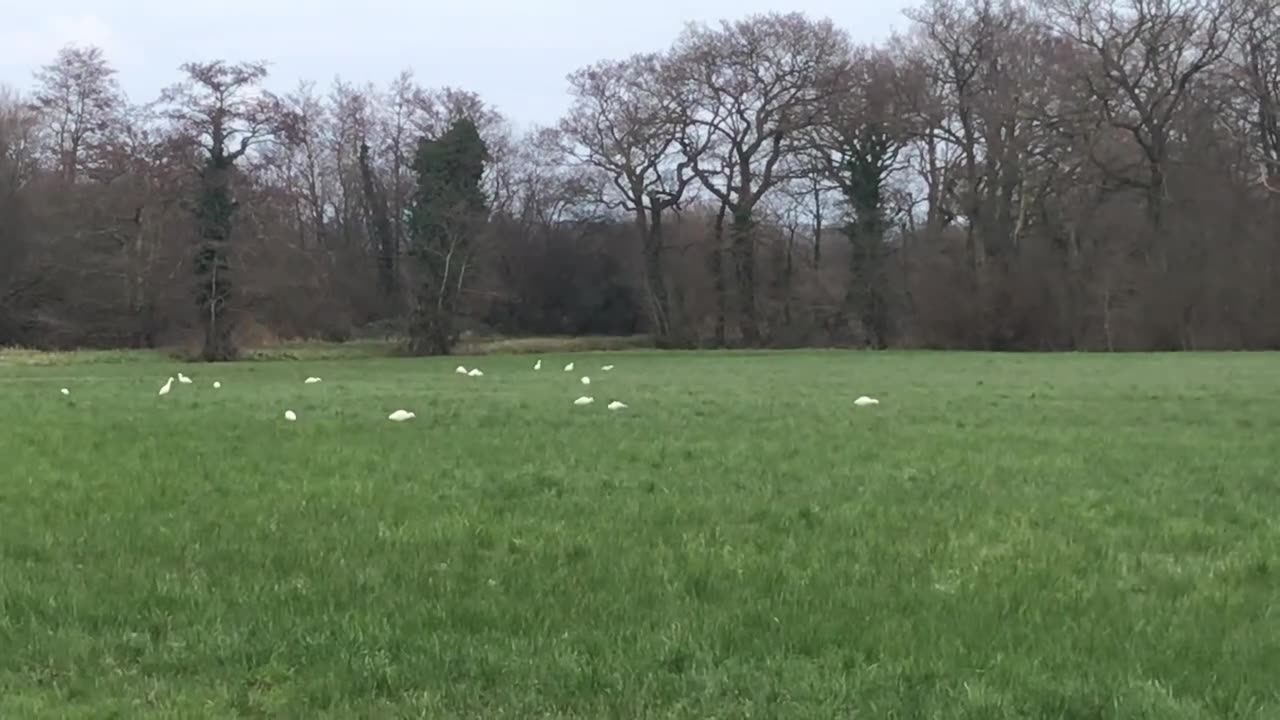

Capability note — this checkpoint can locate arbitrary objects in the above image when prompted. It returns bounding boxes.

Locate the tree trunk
[359,142,397,310]
[732,208,759,346]
[642,204,676,346]
[710,198,729,347]
[195,161,237,362]
[812,184,824,268]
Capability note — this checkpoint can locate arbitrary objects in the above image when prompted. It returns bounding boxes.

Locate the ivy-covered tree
[406,118,489,355]
[839,123,899,348]
[161,60,282,361]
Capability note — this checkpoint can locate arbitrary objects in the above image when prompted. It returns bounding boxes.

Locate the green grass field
[1,349,1278,718]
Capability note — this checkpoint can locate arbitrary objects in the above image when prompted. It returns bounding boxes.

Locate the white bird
[455,366,469,375]
[284,410,297,421]
[564,362,574,372]
[602,365,615,371]
[177,373,192,384]
[158,377,173,396]
[573,396,594,406]
[581,376,591,385]
[213,381,222,389]
[607,400,628,411]
[305,376,322,384]
[388,409,416,422]
[854,396,880,407]
[60,388,70,396]
[468,368,484,377]
[534,359,542,370]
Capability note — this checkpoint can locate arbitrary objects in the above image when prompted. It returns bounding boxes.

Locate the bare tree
[1047,0,1237,235]
[29,45,123,183]
[669,12,855,345]
[561,52,702,345]
[1231,0,1280,193]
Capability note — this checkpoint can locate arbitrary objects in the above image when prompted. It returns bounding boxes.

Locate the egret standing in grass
[468,368,484,377]
[607,400,628,410]
[178,373,192,384]
[213,381,222,389]
[534,359,542,370]
[305,377,322,384]
[158,377,174,396]
[284,410,298,421]
[456,366,469,375]
[60,388,70,396]
[581,376,591,385]
[854,396,880,407]
[388,410,416,422]
[574,396,594,406]
[564,362,574,372]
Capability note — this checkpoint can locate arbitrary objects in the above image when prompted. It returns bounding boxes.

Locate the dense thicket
[2,0,1278,355]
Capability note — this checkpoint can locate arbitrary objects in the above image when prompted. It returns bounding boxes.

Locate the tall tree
[1047,0,1236,236]
[162,60,282,361]
[561,52,703,346]
[671,12,854,345]
[29,45,122,183]
[813,48,911,347]
[406,118,489,355]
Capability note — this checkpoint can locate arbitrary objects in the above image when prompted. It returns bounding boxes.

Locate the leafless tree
[561,52,703,345]
[669,12,855,345]
[29,45,123,183]
[1046,0,1238,234]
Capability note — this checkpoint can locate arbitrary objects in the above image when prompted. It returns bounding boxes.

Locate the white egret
[468,368,484,377]
[573,396,594,406]
[305,377,322,384]
[60,388,70,396]
[581,376,591,385]
[388,410,416,422]
[455,366,469,375]
[602,365,615,371]
[178,373,192,384]
[534,359,542,370]
[854,396,880,407]
[284,410,298,421]
[607,400,628,411]
[564,362,574,372]
[158,377,174,396]
[213,381,222,389]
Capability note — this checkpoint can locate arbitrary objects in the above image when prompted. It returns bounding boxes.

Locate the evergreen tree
[406,118,488,355]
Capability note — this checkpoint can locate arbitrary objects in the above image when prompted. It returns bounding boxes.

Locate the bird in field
[284,410,298,421]
[564,362,574,372]
[574,396,594,406]
[602,365,615,371]
[158,377,174,396]
[456,366,469,375]
[534,359,542,370]
[388,410,416,422]
[178,373,192,384]
[607,400,628,411]
[854,396,880,407]
[581,376,591,385]
[468,368,484,377]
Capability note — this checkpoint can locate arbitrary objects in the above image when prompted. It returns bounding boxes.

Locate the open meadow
[1,348,1278,718]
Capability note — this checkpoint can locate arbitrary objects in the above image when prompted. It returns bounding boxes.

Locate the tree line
[2,0,1278,358]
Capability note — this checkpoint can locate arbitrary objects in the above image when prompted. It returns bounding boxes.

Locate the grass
[1,349,1278,718]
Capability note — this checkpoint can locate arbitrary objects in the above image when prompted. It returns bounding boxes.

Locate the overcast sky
[0,0,914,129]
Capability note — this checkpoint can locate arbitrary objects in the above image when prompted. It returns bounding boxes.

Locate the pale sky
[0,0,914,129]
